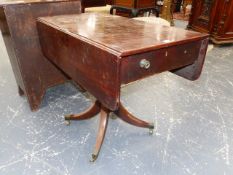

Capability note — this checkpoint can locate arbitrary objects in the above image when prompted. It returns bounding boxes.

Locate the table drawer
[120,41,201,84]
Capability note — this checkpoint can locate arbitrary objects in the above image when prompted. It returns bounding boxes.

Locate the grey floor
[0,20,233,175]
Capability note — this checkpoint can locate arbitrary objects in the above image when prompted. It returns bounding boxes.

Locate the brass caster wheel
[64,120,71,126]
[89,154,98,162]
[149,128,154,135]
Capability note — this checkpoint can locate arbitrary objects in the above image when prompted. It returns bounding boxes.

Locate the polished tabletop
[0,0,71,6]
[38,13,208,57]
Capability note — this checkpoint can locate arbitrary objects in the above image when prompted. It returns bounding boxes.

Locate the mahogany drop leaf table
[37,13,209,161]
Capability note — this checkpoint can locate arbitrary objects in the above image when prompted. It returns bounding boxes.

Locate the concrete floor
[0,20,233,175]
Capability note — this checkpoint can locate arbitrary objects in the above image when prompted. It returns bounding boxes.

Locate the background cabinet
[188,0,233,44]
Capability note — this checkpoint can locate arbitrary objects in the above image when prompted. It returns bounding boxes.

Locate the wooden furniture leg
[64,101,101,125]
[71,81,87,93]
[18,86,24,96]
[64,100,109,162]
[65,101,154,161]
[183,0,192,17]
[183,2,187,17]
[90,106,109,162]
[110,6,114,15]
[115,102,154,132]
[131,9,139,17]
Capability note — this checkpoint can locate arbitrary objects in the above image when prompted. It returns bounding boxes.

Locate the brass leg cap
[64,120,71,126]
[149,123,154,129]
[90,154,98,162]
[149,122,154,135]
[64,114,72,120]
[149,128,154,135]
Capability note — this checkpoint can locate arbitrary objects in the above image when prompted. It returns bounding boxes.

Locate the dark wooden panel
[0,1,81,111]
[120,41,201,84]
[136,0,154,8]
[0,8,25,92]
[114,0,134,8]
[188,0,215,32]
[37,21,121,111]
[188,0,233,44]
[211,0,233,43]
[114,0,154,8]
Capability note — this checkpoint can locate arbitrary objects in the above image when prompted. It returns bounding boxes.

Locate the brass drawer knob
[140,59,150,69]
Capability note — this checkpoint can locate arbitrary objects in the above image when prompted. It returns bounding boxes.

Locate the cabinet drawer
[120,41,201,84]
